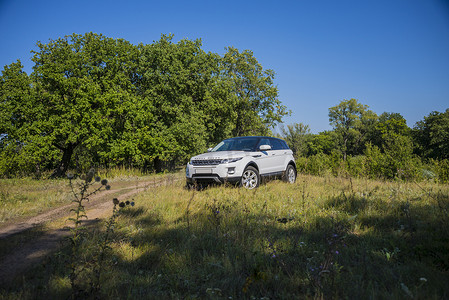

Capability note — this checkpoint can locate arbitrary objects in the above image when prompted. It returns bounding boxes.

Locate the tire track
[0,175,180,284]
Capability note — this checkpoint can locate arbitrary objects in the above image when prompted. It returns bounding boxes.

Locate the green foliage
[328,98,377,160]
[0,60,56,177]
[429,159,449,183]
[413,109,449,160]
[222,47,289,136]
[279,122,311,157]
[0,33,287,177]
[307,131,337,155]
[31,33,140,177]
[293,101,449,182]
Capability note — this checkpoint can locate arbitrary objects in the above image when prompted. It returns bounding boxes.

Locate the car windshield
[211,137,260,152]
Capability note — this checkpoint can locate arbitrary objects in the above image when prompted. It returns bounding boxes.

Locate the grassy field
[0,169,178,225]
[1,174,449,299]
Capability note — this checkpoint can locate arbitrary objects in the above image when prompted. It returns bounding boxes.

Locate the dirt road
[0,175,180,284]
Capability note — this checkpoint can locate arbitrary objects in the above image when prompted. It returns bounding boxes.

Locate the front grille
[191,159,221,166]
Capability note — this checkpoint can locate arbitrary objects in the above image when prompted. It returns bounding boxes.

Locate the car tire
[283,164,296,183]
[240,166,260,189]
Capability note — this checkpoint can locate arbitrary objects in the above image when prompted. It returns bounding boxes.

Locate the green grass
[0,178,70,224]
[1,174,449,299]
[0,171,181,225]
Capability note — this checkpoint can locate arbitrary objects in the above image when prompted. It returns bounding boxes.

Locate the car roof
[224,136,285,141]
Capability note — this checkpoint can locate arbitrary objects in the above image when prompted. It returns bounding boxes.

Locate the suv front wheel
[240,166,260,189]
[283,164,296,183]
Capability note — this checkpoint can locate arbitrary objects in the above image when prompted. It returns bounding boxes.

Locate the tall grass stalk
[1,174,448,299]
[66,168,110,298]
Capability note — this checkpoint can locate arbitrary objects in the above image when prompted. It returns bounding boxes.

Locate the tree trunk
[154,157,163,173]
[343,137,348,161]
[51,143,76,178]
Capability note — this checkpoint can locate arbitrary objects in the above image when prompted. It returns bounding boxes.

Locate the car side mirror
[207,148,213,152]
[259,144,271,151]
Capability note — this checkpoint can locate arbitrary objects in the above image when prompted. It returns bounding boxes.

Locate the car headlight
[220,157,243,164]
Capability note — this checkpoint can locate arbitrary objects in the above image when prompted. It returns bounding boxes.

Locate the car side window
[258,138,271,149]
[277,140,288,149]
[269,139,283,150]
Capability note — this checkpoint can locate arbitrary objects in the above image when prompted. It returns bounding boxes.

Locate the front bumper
[185,162,243,185]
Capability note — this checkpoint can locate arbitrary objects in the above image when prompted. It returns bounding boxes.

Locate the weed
[2,174,449,299]
[64,168,135,299]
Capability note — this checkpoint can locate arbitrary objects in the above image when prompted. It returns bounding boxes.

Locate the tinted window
[269,138,283,150]
[280,140,289,149]
[258,138,271,148]
[212,137,260,151]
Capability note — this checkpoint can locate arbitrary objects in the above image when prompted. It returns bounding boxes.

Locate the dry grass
[1,174,448,299]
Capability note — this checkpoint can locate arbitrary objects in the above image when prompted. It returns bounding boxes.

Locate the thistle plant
[66,168,111,298]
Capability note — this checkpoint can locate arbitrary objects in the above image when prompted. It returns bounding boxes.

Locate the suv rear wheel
[240,166,260,189]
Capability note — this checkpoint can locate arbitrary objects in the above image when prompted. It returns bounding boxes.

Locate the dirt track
[0,175,179,284]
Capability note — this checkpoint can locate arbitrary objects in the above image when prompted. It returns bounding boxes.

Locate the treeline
[1,33,447,182]
[279,99,449,183]
[0,32,288,177]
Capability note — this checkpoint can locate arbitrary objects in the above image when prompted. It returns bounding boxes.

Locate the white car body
[186,136,296,189]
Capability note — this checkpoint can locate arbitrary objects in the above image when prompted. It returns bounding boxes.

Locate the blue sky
[1,0,448,133]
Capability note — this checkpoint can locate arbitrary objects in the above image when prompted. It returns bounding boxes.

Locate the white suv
[186,136,296,189]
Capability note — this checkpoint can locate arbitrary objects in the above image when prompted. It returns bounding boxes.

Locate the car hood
[190,151,252,160]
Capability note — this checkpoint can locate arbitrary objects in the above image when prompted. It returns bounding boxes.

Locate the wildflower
[335,250,339,255]
[131,202,135,207]
[67,173,74,180]
[125,200,130,205]
[101,179,108,185]
[95,176,101,182]
[113,198,119,205]
[105,185,111,190]
[119,202,125,208]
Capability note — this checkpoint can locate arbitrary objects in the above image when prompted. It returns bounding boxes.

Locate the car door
[268,138,287,173]
[254,138,275,175]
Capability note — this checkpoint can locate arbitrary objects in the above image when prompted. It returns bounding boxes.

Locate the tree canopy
[1,32,447,180]
[0,32,288,177]
[328,98,377,160]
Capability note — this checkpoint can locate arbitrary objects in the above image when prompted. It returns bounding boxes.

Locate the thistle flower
[95,176,101,182]
[86,168,95,182]
[101,179,108,185]
[119,202,125,208]
[113,198,119,205]
[131,202,135,207]
[105,185,111,190]
[67,173,74,180]
[125,200,130,205]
